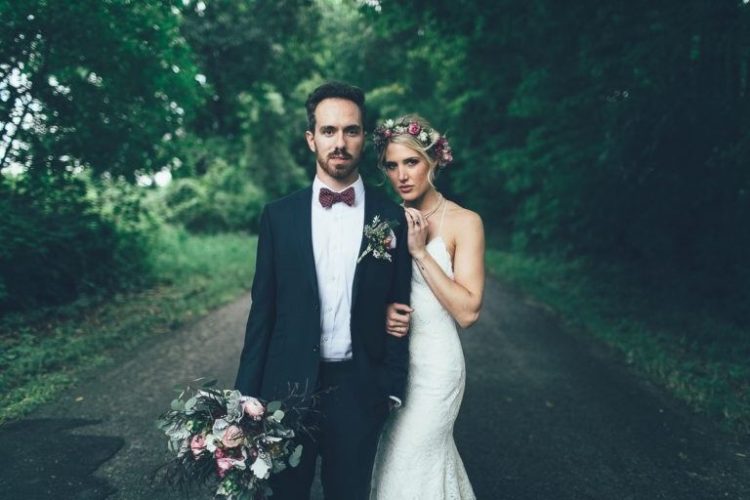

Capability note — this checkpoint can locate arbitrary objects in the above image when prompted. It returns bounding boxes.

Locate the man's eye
[346,129,360,136]
[321,128,335,135]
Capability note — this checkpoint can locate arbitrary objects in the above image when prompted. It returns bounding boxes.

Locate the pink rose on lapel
[384,229,397,250]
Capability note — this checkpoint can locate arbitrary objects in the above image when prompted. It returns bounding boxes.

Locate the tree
[0,0,202,178]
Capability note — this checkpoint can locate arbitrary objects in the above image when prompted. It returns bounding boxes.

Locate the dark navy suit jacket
[234,184,411,407]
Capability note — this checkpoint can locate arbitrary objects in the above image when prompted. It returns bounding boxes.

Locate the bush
[158,159,266,233]
[0,173,155,313]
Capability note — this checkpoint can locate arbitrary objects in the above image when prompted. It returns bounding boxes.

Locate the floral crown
[373,118,454,167]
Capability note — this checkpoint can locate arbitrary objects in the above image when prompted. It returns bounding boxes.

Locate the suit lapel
[294,187,319,298]
[351,185,377,310]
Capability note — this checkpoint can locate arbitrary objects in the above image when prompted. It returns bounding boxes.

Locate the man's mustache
[329,149,352,159]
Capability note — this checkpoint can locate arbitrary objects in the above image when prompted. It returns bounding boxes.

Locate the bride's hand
[405,207,428,259]
[386,302,413,337]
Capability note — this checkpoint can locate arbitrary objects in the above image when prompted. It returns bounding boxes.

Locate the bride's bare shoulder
[442,201,484,253]
[444,200,483,231]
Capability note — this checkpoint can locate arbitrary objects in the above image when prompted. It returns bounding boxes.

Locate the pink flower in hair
[407,122,421,135]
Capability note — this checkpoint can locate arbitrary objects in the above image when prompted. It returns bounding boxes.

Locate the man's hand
[386,302,413,338]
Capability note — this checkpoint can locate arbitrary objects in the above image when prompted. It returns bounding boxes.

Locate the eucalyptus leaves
[357,215,399,263]
[157,378,303,499]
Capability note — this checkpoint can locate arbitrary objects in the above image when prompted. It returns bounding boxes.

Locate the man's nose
[334,131,346,149]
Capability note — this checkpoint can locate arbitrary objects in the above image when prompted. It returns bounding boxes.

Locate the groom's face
[305,98,364,186]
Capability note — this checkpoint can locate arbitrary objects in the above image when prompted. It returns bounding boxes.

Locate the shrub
[158,159,266,233]
[0,173,155,313]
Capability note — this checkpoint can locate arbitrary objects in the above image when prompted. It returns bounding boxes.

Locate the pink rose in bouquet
[242,397,265,419]
[221,424,244,448]
[190,434,206,456]
[214,448,233,478]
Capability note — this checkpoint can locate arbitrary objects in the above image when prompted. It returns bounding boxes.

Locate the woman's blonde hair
[375,114,446,185]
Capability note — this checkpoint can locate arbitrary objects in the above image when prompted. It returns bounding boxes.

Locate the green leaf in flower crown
[267,400,282,413]
[170,399,184,411]
[272,409,285,421]
[289,444,303,467]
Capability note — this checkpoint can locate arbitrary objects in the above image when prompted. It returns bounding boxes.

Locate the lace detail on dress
[370,235,476,500]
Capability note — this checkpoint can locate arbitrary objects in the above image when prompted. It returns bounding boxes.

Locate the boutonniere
[357,215,399,263]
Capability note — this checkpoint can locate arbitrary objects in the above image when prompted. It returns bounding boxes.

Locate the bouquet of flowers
[157,378,304,499]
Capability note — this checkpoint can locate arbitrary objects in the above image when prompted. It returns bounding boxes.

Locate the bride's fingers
[413,208,428,230]
[387,329,407,338]
[406,208,421,230]
[405,209,418,230]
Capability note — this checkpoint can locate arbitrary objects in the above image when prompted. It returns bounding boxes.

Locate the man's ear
[305,130,316,153]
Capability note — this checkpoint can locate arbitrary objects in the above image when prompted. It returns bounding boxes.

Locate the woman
[370,115,485,499]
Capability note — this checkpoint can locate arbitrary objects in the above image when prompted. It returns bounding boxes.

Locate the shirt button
[312,345,319,353]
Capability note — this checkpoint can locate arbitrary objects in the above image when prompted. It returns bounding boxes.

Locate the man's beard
[317,148,360,180]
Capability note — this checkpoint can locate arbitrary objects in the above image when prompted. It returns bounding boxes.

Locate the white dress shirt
[311,175,365,361]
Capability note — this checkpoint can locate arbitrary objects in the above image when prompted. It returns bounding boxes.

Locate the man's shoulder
[265,186,311,213]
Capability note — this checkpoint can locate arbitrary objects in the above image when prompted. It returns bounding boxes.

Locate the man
[234,81,411,500]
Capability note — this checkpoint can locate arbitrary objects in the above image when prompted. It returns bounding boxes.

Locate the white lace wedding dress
[370,208,475,500]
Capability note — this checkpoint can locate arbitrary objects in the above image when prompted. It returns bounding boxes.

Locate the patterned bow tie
[319,186,355,208]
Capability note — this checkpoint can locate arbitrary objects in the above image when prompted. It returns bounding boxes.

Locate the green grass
[486,250,750,434]
[0,228,256,424]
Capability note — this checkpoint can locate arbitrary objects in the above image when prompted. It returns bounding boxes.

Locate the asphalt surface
[1,278,748,499]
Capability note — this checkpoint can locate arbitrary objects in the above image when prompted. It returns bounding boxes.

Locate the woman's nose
[398,165,409,181]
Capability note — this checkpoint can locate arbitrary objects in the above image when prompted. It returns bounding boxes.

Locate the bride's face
[383,142,433,202]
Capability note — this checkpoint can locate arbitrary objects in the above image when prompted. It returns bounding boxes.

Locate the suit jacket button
[312,345,319,353]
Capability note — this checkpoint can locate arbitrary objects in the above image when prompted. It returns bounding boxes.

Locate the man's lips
[329,153,351,160]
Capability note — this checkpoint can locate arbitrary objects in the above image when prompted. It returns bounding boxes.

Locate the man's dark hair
[305,81,366,132]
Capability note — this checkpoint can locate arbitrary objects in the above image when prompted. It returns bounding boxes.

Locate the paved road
[1,278,748,499]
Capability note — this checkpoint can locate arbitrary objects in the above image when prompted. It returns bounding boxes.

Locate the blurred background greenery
[1,0,748,429]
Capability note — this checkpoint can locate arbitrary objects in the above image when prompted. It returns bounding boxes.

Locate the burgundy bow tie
[319,186,355,208]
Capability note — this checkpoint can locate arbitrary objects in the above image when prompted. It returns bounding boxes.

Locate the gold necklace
[403,192,444,219]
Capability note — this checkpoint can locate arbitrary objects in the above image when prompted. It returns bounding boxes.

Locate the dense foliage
[0,173,153,310]
[1,0,748,326]
[358,0,750,323]
[0,0,201,311]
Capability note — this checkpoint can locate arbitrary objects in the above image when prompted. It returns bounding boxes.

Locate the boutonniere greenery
[357,215,399,263]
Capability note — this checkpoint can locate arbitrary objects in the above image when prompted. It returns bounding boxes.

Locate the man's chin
[325,163,357,179]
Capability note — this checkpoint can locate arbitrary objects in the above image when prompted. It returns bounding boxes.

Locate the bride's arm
[408,207,485,329]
